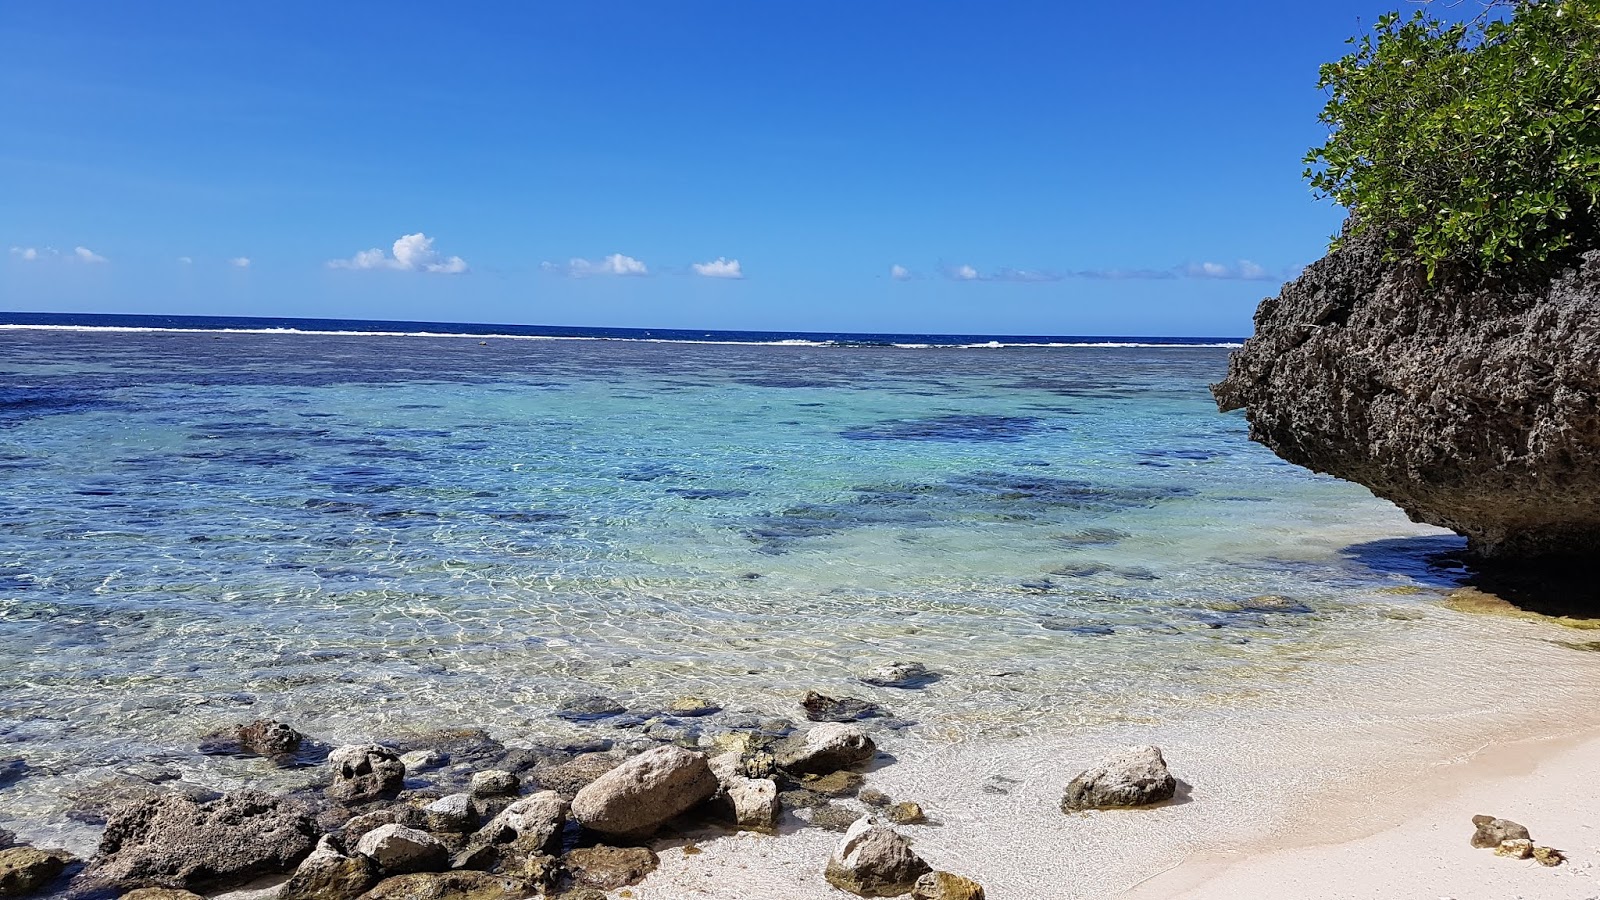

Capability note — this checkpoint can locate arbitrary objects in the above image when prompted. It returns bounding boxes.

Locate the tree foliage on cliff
[1307,0,1600,278]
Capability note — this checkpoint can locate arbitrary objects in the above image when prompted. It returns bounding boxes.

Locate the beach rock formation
[0,846,73,897]
[1470,814,1531,849]
[571,746,717,839]
[86,790,317,893]
[1213,229,1600,561]
[913,871,987,900]
[327,745,406,804]
[776,723,876,774]
[824,817,932,897]
[1060,745,1177,812]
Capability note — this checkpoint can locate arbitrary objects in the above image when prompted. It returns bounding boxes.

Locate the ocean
[0,313,1476,856]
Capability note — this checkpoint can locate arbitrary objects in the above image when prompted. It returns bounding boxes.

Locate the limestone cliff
[1213,228,1600,561]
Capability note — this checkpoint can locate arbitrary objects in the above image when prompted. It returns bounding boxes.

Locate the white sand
[631,608,1600,900]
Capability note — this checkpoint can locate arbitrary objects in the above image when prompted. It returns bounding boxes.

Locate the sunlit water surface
[0,329,1473,850]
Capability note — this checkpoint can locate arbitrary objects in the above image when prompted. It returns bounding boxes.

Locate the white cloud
[177,256,193,265]
[951,264,980,281]
[328,232,469,274]
[10,247,39,261]
[692,257,743,279]
[230,257,251,268]
[1184,259,1274,281]
[74,246,108,264]
[890,264,913,281]
[546,253,650,277]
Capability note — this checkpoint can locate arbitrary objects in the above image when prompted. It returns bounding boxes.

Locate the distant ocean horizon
[0,311,1244,349]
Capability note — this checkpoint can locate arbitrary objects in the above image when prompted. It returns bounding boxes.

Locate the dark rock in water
[840,414,1044,443]
[1471,814,1532,849]
[886,802,927,825]
[808,803,867,832]
[0,758,26,788]
[801,770,865,798]
[553,696,627,723]
[237,719,303,757]
[0,846,73,897]
[1213,226,1600,562]
[0,829,13,850]
[84,790,317,893]
[327,745,405,804]
[1060,745,1177,813]
[801,691,886,723]
[1040,619,1115,636]
[666,696,722,717]
[859,662,939,689]
[778,788,831,811]
[562,846,659,890]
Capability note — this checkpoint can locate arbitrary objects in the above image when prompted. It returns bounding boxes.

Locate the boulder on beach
[85,790,318,893]
[0,846,73,898]
[708,755,782,831]
[571,746,718,839]
[1470,814,1531,849]
[824,817,932,897]
[562,845,660,890]
[776,723,876,775]
[1060,745,1177,812]
[354,824,447,876]
[470,791,569,857]
[279,837,377,900]
[327,745,406,804]
[913,871,987,900]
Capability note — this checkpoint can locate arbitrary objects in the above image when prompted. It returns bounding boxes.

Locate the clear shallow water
[0,324,1465,848]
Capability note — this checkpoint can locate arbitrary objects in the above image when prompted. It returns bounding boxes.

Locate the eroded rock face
[328,745,405,805]
[87,790,317,892]
[1213,230,1600,561]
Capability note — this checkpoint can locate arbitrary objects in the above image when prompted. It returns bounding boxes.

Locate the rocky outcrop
[1060,745,1176,812]
[824,817,931,897]
[1214,228,1600,561]
[86,790,317,893]
[469,792,568,857]
[571,746,718,839]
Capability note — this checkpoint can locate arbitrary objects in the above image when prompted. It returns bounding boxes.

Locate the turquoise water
[0,327,1459,846]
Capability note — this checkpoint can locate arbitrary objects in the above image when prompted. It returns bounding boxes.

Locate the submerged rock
[858,662,939,689]
[237,719,304,757]
[800,691,886,723]
[1470,815,1531,849]
[1213,226,1600,562]
[562,846,659,890]
[824,817,932,897]
[86,790,317,893]
[554,696,627,723]
[357,870,525,900]
[1060,745,1177,812]
[666,696,722,717]
[776,723,877,774]
[886,801,926,825]
[571,746,718,839]
[530,753,618,796]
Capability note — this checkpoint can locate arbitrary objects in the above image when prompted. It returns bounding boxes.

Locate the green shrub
[1306,0,1600,279]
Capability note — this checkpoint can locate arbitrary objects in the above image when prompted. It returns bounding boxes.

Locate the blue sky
[0,2,1466,336]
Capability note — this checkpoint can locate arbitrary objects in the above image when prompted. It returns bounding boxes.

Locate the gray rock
[809,804,866,833]
[278,840,376,900]
[1060,745,1177,812]
[824,817,932,897]
[1471,814,1532,849]
[1213,224,1600,561]
[913,871,987,900]
[471,792,569,856]
[775,723,877,774]
[801,691,886,722]
[354,824,446,876]
[341,807,428,848]
[423,794,478,833]
[666,696,722,717]
[530,753,618,796]
[554,696,627,722]
[327,745,405,805]
[570,746,718,839]
[562,846,659,890]
[468,770,518,798]
[858,662,939,689]
[707,757,781,832]
[85,790,318,893]
[399,750,447,773]
[0,847,73,897]
[236,719,303,757]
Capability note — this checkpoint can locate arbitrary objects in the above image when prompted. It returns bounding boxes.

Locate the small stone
[804,770,865,797]
[775,723,877,775]
[913,871,986,900]
[667,697,722,717]
[887,802,926,825]
[1470,814,1531,849]
[423,794,478,833]
[328,744,406,804]
[1495,838,1534,860]
[824,817,932,897]
[237,719,303,757]
[858,788,892,808]
[400,750,447,772]
[469,770,519,798]
[859,662,939,689]
[0,847,72,897]
[354,824,447,875]
[801,691,886,723]
[1060,745,1177,812]
[562,846,659,890]
[1533,846,1565,867]
[555,696,627,723]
